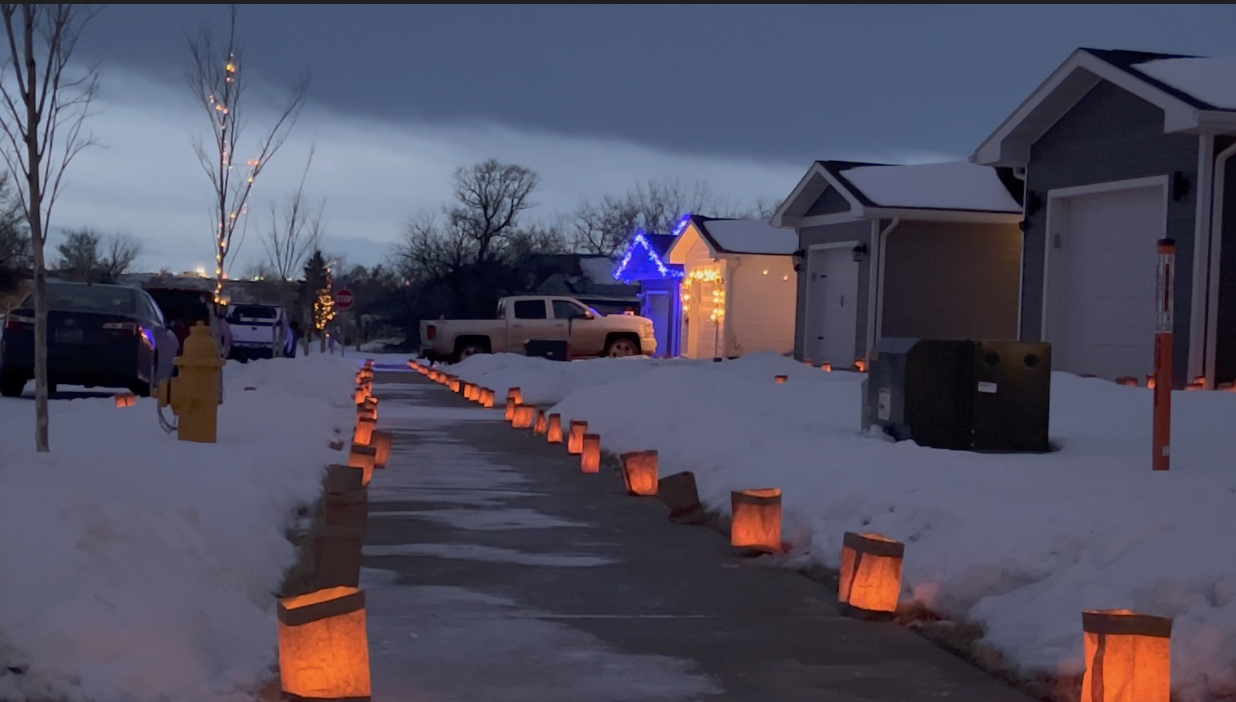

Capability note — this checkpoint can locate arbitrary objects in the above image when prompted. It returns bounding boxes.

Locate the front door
[643,291,671,357]
[807,247,859,366]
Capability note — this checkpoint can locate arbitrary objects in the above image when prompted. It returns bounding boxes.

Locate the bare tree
[447,159,538,266]
[188,4,307,303]
[241,260,275,281]
[569,178,746,256]
[0,4,100,452]
[262,143,323,280]
[53,228,141,283]
[101,232,140,280]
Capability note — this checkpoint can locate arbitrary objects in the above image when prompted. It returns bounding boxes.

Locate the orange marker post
[1153,239,1174,472]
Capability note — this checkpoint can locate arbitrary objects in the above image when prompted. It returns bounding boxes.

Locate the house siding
[881,221,1022,341]
[804,186,852,216]
[1022,80,1200,386]
[793,220,871,360]
[725,255,797,356]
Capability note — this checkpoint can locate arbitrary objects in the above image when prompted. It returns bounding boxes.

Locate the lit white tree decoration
[188,4,306,303]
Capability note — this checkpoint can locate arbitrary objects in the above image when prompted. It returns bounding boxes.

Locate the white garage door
[1045,184,1166,379]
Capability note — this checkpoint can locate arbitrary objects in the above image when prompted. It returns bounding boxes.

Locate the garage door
[1045,184,1166,379]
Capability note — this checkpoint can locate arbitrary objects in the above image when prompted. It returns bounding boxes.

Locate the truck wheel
[604,336,640,358]
[456,343,487,363]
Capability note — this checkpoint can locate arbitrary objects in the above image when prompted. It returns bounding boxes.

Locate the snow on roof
[841,161,1021,213]
[1133,57,1236,110]
[578,256,617,283]
[699,219,798,255]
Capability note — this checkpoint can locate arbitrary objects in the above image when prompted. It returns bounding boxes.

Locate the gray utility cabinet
[867,338,1051,453]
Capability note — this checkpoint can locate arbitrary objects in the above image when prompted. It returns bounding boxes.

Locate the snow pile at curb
[0,355,359,701]
[445,351,1236,701]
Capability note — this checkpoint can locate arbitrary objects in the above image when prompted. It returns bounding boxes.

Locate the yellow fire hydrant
[156,322,226,443]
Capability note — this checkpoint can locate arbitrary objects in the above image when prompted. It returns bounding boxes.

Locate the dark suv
[144,286,232,360]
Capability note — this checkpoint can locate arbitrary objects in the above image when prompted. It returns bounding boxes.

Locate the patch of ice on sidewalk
[370,507,590,531]
[364,543,616,567]
[361,576,723,701]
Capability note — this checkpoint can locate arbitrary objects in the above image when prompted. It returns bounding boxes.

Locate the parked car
[0,281,181,397]
[144,286,231,360]
[227,304,295,360]
[420,295,657,362]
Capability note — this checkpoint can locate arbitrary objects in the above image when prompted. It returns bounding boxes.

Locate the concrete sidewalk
[362,371,1034,702]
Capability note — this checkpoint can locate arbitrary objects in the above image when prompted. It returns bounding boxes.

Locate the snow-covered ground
[0,355,359,702]
[437,351,1236,702]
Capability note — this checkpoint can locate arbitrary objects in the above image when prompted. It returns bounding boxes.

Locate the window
[33,284,137,315]
[552,300,591,320]
[496,300,505,319]
[512,300,547,319]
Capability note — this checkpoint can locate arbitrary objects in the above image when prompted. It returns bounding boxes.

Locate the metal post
[1153,239,1175,471]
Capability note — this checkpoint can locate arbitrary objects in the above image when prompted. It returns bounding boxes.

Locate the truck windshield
[229,305,278,323]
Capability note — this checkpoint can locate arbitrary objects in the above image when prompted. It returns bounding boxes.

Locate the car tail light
[4,314,32,330]
[426,324,436,340]
[103,321,138,335]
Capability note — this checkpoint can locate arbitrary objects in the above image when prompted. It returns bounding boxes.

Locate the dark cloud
[81,5,1236,165]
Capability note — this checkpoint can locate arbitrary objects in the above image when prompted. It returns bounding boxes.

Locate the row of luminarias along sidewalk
[273,360,391,701]
[272,360,1171,702]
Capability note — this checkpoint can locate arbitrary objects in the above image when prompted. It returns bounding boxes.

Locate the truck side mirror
[584,310,595,320]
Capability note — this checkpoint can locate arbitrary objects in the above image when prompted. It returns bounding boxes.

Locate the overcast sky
[32,4,1236,274]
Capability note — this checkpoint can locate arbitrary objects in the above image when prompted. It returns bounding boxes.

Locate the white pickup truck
[420,295,657,363]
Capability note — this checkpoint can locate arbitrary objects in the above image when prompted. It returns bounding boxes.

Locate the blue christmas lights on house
[612,220,689,357]
[612,230,685,284]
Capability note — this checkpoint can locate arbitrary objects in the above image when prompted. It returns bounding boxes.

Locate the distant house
[973,48,1236,387]
[773,160,1023,369]
[532,254,641,316]
[666,215,798,359]
[612,231,684,358]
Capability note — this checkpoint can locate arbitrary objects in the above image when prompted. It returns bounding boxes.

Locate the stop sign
[334,288,355,310]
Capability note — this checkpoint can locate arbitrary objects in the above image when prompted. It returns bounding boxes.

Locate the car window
[512,300,547,320]
[551,300,590,320]
[142,293,166,326]
[39,284,137,314]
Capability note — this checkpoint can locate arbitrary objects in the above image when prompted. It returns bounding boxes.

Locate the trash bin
[868,337,1051,453]
[525,339,570,361]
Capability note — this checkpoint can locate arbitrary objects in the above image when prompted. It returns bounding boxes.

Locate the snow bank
[0,355,358,702]
[444,351,1236,701]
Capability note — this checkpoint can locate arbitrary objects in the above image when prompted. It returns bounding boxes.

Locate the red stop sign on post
[334,288,355,310]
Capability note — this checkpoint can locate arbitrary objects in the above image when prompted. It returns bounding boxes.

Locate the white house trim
[872,218,901,354]
[1039,175,1172,348]
[1205,141,1236,386]
[973,50,1222,167]
[1191,134,1215,384]
[772,162,865,228]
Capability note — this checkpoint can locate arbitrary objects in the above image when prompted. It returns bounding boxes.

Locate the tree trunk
[32,240,48,452]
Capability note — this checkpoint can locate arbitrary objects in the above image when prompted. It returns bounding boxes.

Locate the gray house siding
[1022,80,1200,386]
[793,219,871,361]
[881,221,1022,341]
[804,186,852,216]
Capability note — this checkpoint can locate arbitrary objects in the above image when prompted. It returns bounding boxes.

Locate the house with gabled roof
[973,48,1236,388]
[666,215,798,359]
[772,160,1024,369]
[612,230,685,357]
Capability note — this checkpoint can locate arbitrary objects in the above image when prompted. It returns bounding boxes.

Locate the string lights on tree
[189,5,307,304]
[314,266,336,332]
